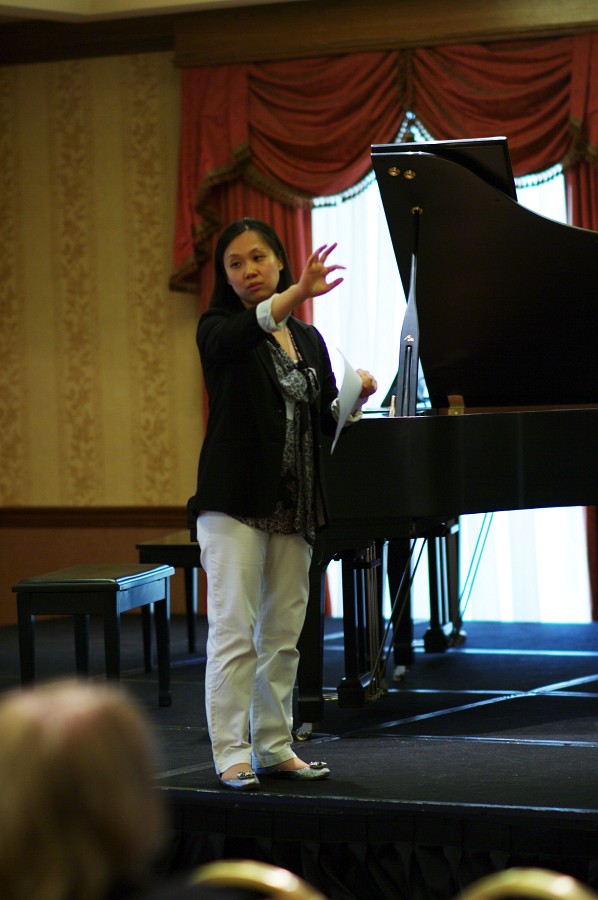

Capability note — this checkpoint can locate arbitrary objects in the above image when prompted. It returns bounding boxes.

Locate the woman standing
[187,218,376,790]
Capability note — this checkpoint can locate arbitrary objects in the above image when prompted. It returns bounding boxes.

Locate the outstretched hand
[356,369,377,401]
[297,244,345,300]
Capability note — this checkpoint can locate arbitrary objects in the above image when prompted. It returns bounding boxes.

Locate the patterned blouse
[235,334,320,544]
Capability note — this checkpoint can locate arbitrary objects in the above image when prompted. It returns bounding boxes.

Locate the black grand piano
[297,137,598,726]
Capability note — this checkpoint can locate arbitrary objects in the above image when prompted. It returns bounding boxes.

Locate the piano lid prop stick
[395,207,422,417]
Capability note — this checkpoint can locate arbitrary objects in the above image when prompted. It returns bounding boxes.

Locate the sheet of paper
[331,350,363,454]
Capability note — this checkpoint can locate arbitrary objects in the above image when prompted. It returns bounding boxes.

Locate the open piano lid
[371,137,598,410]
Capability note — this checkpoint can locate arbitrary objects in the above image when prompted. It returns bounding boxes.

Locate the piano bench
[13,563,174,707]
[136,530,202,654]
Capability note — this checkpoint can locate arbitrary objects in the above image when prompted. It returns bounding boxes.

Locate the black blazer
[187,306,339,530]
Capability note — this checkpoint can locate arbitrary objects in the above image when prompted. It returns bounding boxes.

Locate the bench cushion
[13,564,174,593]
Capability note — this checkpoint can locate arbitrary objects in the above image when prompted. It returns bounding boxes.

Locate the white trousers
[196,512,312,774]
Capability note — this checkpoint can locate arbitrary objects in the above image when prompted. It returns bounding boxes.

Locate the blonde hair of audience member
[0,680,167,900]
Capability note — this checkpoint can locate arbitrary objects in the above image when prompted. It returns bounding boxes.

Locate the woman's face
[223,230,284,309]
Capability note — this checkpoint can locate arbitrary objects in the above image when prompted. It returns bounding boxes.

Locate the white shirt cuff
[256,295,288,333]
[330,396,363,424]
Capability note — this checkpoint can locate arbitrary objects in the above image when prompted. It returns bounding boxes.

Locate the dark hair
[209,218,295,311]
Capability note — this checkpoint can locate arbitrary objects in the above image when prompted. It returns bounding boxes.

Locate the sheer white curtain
[312,170,592,623]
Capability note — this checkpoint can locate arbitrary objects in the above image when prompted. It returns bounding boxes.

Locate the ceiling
[0,0,301,23]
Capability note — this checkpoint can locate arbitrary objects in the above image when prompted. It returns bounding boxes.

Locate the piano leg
[446,523,465,644]
[424,536,446,651]
[387,538,415,672]
[423,519,463,651]
[337,546,382,708]
[297,552,329,725]
[297,539,388,721]
[338,552,363,705]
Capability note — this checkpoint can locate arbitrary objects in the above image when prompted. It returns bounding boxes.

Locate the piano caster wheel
[294,723,314,741]
[392,665,408,683]
[448,628,467,647]
[423,628,449,653]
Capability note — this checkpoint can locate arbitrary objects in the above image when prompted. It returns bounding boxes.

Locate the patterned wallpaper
[0,52,203,507]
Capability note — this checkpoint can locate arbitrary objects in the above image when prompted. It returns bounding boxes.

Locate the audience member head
[0,680,167,900]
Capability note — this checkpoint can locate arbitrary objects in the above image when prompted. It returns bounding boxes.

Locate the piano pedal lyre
[337,543,389,708]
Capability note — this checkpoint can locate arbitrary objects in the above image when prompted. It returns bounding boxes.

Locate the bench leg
[103,605,121,681]
[17,596,35,684]
[141,605,153,672]
[154,583,172,707]
[74,615,90,675]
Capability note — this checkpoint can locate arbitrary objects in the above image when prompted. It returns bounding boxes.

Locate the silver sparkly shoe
[218,770,261,791]
[254,761,330,780]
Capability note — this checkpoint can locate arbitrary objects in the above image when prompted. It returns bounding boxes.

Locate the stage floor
[3,615,598,897]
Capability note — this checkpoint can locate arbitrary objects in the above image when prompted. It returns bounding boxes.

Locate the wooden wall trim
[0,507,187,529]
[174,0,598,66]
[1,0,596,67]
[0,14,176,65]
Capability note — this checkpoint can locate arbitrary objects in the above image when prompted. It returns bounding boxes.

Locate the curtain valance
[171,51,404,290]
[170,33,598,293]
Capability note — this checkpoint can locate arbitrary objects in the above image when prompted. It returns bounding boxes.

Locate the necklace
[279,326,297,360]
[285,327,295,357]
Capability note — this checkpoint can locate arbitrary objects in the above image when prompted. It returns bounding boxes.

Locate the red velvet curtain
[411,39,588,174]
[171,51,405,305]
[172,33,598,612]
[171,35,597,295]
